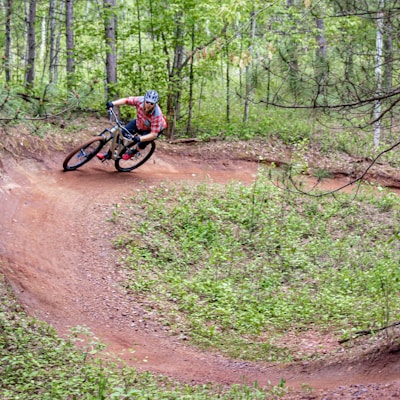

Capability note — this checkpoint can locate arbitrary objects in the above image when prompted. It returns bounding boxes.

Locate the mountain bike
[62,108,156,172]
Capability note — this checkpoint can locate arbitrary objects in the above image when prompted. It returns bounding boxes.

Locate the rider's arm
[139,114,165,142]
[111,97,142,107]
[139,131,158,142]
[111,98,128,107]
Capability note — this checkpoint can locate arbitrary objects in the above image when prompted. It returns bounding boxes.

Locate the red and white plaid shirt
[125,96,167,134]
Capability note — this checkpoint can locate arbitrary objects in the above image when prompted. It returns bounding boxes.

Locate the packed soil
[1,123,400,399]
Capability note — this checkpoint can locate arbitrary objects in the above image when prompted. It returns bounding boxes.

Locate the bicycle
[62,108,156,172]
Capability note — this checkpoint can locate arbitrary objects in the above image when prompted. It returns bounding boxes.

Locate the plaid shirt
[125,96,167,134]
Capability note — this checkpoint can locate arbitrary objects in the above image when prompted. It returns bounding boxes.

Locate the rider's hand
[106,101,114,109]
[133,135,141,143]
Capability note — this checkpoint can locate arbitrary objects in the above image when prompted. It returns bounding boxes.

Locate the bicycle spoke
[115,142,155,172]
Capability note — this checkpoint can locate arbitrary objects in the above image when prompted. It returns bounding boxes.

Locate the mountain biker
[97,90,167,160]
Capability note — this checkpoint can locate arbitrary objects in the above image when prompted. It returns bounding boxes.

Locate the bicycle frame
[100,108,135,160]
[63,108,156,172]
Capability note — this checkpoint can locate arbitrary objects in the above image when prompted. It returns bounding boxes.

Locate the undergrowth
[0,274,286,399]
[113,171,400,362]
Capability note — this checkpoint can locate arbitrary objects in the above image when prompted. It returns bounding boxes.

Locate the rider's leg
[98,119,139,160]
[122,123,152,159]
[133,130,164,154]
[123,119,139,137]
[137,129,164,149]
[121,127,164,160]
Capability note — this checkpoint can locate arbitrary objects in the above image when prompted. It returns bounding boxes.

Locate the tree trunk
[243,10,255,123]
[48,0,57,82]
[225,33,230,123]
[315,16,328,101]
[382,7,393,137]
[24,0,36,88]
[53,0,64,83]
[383,9,392,92]
[186,25,195,137]
[4,0,12,82]
[136,0,143,93]
[166,11,184,139]
[103,0,118,100]
[39,15,47,84]
[285,0,299,98]
[65,0,75,88]
[374,0,384,147]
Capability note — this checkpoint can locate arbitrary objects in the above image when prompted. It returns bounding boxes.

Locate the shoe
[97,151,111,160]
[122,149,138,160]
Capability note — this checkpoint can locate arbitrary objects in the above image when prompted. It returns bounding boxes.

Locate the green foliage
[180,91,313,142]
[312,168,332,180]
[2,0,400,148]
[113,176,400,361]
[0,275,286,398]
[266,111,312,145]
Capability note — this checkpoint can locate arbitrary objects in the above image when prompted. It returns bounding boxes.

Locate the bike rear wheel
[115,141,156,172]
[63,137,105,171]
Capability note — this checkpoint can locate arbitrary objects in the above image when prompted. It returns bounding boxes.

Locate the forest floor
[1,118,400,399]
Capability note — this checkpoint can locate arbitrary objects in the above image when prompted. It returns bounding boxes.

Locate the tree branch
[282,139,400,198]
[338,321,400,344]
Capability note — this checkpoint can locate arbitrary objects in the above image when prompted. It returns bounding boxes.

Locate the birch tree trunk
[382,7,393,137]
[374,0,384,147]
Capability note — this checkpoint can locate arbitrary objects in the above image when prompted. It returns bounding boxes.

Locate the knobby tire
[63,137,105,171]
[115,141,156,172]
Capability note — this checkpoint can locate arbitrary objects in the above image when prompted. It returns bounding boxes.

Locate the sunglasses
[145,101,155,105]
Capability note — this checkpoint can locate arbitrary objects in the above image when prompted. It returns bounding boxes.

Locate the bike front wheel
[63,137,105,171]
[115,141,156,172]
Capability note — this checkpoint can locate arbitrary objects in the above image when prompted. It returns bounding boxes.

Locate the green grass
[0,274,286,398]
[113,173,400,362]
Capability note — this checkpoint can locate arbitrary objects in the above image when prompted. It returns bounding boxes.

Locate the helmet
[144,90,159,104]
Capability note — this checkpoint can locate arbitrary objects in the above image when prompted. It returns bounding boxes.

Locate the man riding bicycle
[98,90,167,160]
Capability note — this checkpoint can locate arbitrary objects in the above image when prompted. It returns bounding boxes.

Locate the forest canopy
[1,0,400,145]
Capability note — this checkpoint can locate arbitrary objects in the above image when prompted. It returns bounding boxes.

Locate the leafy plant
[113,176,400,362]
[0,274,287,399]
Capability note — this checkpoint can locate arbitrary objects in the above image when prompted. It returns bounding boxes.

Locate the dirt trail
[1,146,400,398]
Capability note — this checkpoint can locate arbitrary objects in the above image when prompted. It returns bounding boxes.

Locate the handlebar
[107,107,134,139]
[107,107,118,122]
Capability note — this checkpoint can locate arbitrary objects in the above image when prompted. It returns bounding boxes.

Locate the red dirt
[1,141,400,399]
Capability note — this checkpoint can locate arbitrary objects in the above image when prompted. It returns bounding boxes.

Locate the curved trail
[1,148,400,397]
